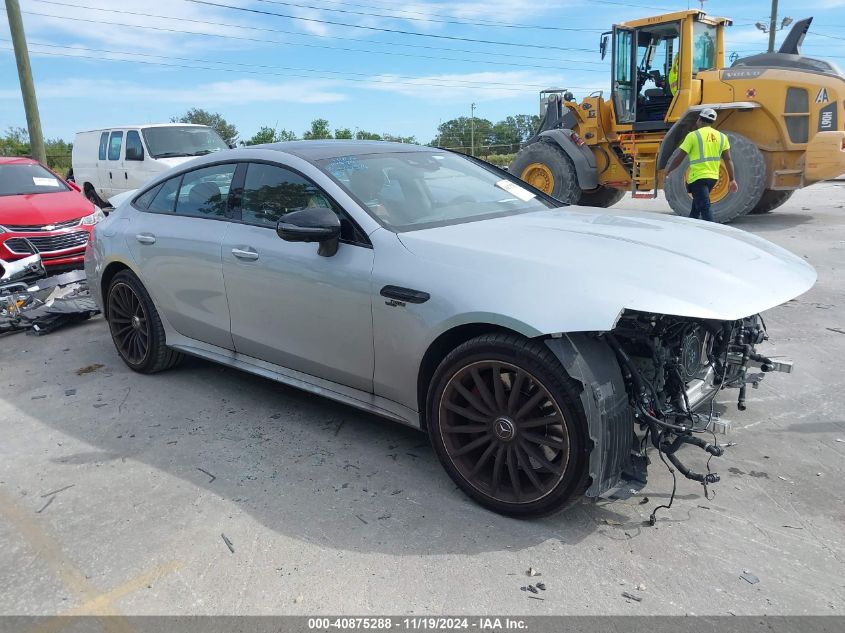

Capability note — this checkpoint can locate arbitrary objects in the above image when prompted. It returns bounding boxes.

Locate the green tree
[334,127,353,139]
[381,133,417,144]
[171,108,238,145]
[1,127,73,172]
[244,126,297,145]
[434,117,493,155]
[355,130,381,140]
[0,126,30,156]
[507,114,541,143]
[491,121,521,153]
[303,118,333,140]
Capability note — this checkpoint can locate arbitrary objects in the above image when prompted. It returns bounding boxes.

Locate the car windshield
[141,126,229,158]
[317,151,562,231]
[0,163,69,196]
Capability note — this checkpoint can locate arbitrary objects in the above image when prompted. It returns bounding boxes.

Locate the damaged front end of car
[547,310,793,514]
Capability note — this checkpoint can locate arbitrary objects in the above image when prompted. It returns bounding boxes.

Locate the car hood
[0,191,93,226]
[154,156,193,169]
[396,207,817,332]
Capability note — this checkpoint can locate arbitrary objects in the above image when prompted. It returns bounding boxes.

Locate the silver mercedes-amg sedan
[86,141,815,517]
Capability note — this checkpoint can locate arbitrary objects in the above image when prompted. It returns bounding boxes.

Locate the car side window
[125,131,144,161]
[174,163,236,219]
[134,182,163,210]
[108,131,123,161]
[146,177,181,214]
[241,162,362,242]
[98,132,109,161]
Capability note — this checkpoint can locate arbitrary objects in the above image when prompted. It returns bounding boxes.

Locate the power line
[183,0,596,52]
[253,0,604,32]
[1,42,603,92]
[0,37,595,89]
[29,1,607,64]
[15,8,608,73]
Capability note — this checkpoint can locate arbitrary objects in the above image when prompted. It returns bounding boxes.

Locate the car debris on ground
[1,253,98,335]
[740,571,760,585]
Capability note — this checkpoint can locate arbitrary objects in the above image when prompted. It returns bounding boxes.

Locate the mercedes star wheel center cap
[493,417,516,442]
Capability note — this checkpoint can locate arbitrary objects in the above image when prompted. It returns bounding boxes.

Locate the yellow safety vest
[668,55,679,95]
[679,126,729,183]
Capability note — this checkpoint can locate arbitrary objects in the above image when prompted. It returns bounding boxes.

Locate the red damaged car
[0,157,104,271]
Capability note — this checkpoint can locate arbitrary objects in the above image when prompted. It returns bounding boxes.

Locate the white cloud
[365,70,601,102]
[0,77,347,105]
[19,0,261,53]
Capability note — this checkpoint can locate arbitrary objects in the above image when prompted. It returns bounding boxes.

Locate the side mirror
[276,206,341,257]
[67,181,82,193]
[125,146,144,161]
[600,33,609,60]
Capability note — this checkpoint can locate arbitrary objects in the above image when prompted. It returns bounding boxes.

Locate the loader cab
[610,11,727,131]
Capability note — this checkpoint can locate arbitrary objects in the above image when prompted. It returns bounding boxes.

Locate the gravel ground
[1,186,843,616]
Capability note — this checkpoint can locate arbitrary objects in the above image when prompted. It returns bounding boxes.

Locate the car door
[221,161,375,392]
[95,131,110,200]
[121,130,151,192]
[127,162,238,350]
[101,130,123,198]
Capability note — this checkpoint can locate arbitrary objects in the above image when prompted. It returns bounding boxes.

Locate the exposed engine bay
[604,310,792,522]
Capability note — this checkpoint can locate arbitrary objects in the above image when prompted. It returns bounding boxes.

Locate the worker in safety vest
[668,53,679,95]
[664,108,737,222]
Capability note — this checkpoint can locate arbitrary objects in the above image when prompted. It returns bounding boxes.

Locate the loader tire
[749,189,793,214]
[664,132,766,224]
[578,186,626,208]
[510,142,580,204]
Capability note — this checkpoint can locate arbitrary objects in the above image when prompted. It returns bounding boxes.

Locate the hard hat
[700,108,718,122]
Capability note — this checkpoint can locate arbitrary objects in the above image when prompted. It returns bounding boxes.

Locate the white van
[72,124,230,205]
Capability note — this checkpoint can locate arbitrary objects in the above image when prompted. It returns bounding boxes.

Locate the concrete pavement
[1,186,843,616]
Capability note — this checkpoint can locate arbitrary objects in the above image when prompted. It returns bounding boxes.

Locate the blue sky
[2,0,845,144]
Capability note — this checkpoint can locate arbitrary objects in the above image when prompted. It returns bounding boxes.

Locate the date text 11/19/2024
[307,617,529,630]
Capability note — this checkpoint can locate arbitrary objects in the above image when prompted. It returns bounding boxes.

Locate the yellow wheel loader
[510,11,845,222]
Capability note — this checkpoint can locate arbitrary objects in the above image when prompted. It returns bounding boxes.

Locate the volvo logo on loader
[816,87,830,103]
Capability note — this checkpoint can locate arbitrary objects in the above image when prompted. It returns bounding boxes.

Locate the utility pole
[470,102,476,157]
[5,0,46,163]
[768,0,779,53]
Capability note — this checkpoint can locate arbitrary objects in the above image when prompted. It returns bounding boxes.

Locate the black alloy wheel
[439,360,569,503]
[428,334,589,516]
[108,281,150,365]
[106,270,183,373]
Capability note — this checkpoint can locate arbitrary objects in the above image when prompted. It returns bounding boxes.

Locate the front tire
[426,334,589,517]
[106,270,182,373]
[749,189,793,214]
[510,141,580,204]
[664,131,766,223]
[578,186,626,208]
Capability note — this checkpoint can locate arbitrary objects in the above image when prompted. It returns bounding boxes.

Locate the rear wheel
[426,334,589,517]
[83,183,109,208]
[749,189,793,214]
[510,142,580,204]
[578,186,626,208]
[106,270,182,373]
[664,131,766,223]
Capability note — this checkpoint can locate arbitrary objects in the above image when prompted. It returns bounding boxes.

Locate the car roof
[75,123,210,133]
[0,156,39,165]
[252,140,437,161]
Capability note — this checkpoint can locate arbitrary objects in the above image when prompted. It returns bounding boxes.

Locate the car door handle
[109,172,113,179]
[231,247,259,261]
[125,172,128,180]
[135,233,156,245]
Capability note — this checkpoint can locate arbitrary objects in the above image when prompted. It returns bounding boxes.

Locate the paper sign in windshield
[33,177,60,187]
[495,179,535,202]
